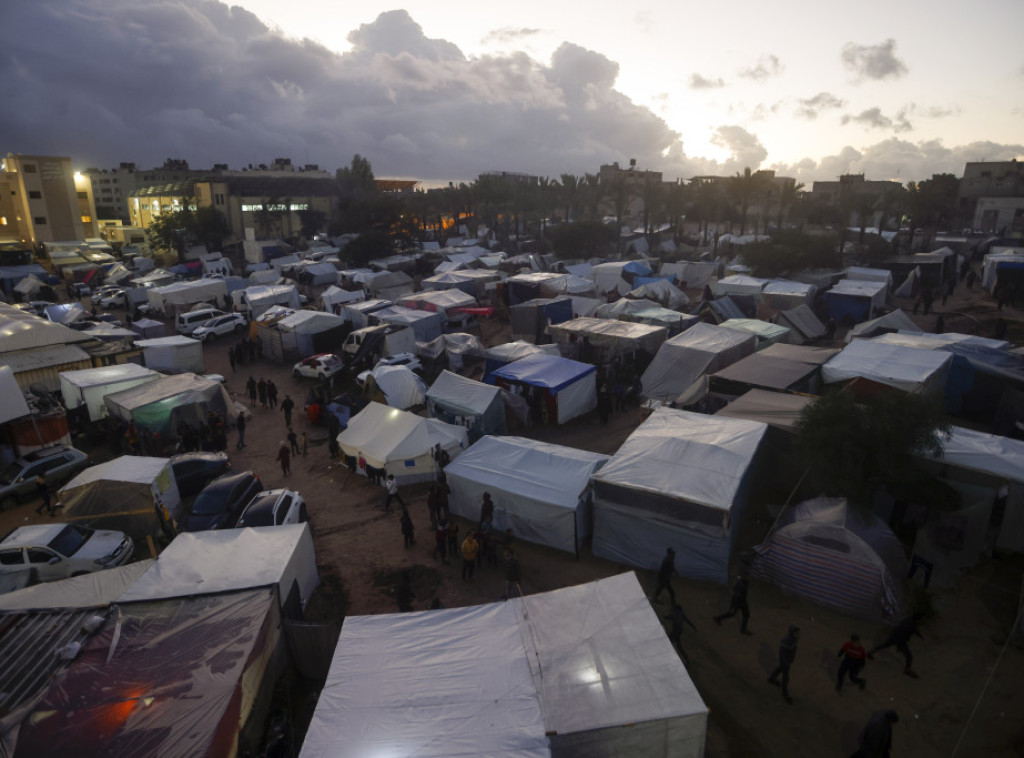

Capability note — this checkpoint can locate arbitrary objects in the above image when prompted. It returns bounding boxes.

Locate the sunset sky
[4,0,1023,185]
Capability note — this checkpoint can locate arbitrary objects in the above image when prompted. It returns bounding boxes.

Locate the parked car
[170,452,231,498]
[0,523,134,581]
[192,313,248,341]
[176,308,225,336]
[69,282,91,298]
[293,353,345,381]
[91,285,122,305]
[181,471,262,532]
[0,446,90,509]
[236,489,307,528]
[98,288,127,309]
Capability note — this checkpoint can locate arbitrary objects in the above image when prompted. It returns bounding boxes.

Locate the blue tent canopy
[491,353,596,392]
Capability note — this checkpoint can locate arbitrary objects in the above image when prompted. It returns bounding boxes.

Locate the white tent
[320,285,365,312]
[822,340,952,396]
[777,304,827,344]
[135,335,204,374]
[762,280,817,309]
[627,279,690,309]
[713,274,768,299]
[640,322,757,402]
[659,261,718,289]
[845,266,893,289]
[846,308,920,342]
[363,365,428,409]
[426,370,506,441]
[146,278,227,316]
[300,572,707,758]
[0,366,31,424]
[337,402,468,484]
[395,289,478,319]
[592,408,768,583]
[444,436,608,555]
[60,364,161,422]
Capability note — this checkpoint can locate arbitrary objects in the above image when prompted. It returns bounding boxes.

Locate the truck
[342,324,417,369]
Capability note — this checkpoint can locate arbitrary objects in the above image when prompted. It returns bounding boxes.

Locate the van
[176,308,225,335]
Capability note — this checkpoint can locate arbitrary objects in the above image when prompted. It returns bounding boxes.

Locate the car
[236,488,308,528]
[192,313,248,341]
[373,352,422,373]
[69,282,91,298]
[98,288,126,309]
[0,446,90,510]
[91,285,123,305]
[181,471,262,532]
[176,308,226,335]
[293,353,345,381]
[170,452,231,498]
[0,523,134,581]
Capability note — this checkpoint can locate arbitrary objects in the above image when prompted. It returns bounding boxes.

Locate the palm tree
[641,175,665,235]
[583,172,603,220]
[775,180,805,232]
[559,174,581,223]
[729,167,763,236]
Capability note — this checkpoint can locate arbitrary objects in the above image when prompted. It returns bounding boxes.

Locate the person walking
[281,394,295,426]
[461,531,480,580]
[502,547,522,600]
[432,442,450,480]
[714,575,752,634]
[276,441,291,477]
[663,602,697,663]
[267,379,278,409]
[851,710,899,758]
[287,427,299,456]
[869,613,924,677]
[836,633,868,692]
[228,346,236,373]
[479,492,494,529]
[652,547,677,604]
[434,515,450,564]
[34,476,56,516]
[257,378,268,408]
[383,474,405,513]
[246,376,257,406]
[400,508,415,548]
[235,410,247,450]
[767,625,800,704]
[446,520,460,561]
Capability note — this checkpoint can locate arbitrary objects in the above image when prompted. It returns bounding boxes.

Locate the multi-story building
[958,161,1024,236]
[0,153,98,246]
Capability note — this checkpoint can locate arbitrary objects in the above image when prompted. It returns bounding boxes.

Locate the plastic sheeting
[320,285,365,311]
[363,365,427,410]
[372,305,445,341]
[719,318,791,349]
[0,365,31,424]
[136,336,204,374]
[822,340,952,396]
[846,309,920,342]
[546,317,668,363]
[104,373,234,437]
[776,305,826,343]
[59,364,160,422]
[714,274,767,299]
[426,371,506,441]
[762,280,817,309]
[444,436,608,554]
[640,322,757,402]
[396,289,478,318]
[714,388,814,431]
[491,354,597,425]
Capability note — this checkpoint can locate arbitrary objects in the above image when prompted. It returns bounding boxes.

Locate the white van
[176,308,225,335]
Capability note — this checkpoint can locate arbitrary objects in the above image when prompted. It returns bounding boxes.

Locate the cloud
[841,107,912,132]
[841,39,908,82]
[710,126,768,169]
[481,27,541,45]
[738,54,783,82]
[795,92,845,120]
[690,73,725,89]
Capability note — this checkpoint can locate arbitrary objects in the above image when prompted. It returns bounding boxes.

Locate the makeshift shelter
[824,280,887,324]
[546,317,667,367]
[135,335,204,374]
[720,318,791,349]
[845,266,893,289]
[371,305,445,341]
[395,289,478,319]
[444,436,608,555]
[320,285,365,313]
[762,280,817,310]
[822,340,953,397]
[129,317,166,339]
[146,278,227,316]
[362,365,427,410]
[483,341,561,381]
[59,364,161,422]
[300,572,707,758]
[640,322,757,403]
[509,297,574,343]
[708,344,837,401]
[419,332,486,372]
[982,250,1024,292]
[591,260,653,296]
[846,308,920,342]
[420,269,500,298]
[365,270,415,300]
[337,402,468,484]
[751,497,908,622]
[341,298,392,329]
[627,279,689,310]
[505,272,576,305]
[58,455,181,539]
[714,388,814,432]
[776,304,827,344]
[714,274,768,301]
[276,310,347,359]
[659,261,718,289]
[426,370,506,442]
[234,284,301,320]
[490,353,597,425]
[105,373,235,438]
[591,408,768,583]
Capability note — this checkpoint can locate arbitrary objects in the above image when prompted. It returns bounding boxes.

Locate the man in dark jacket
[235,411,246,450]
[652,547,677,604]
[714,575,752,634]
[768,625,800,704]
[870,613,924,677]
[851,709,898,758]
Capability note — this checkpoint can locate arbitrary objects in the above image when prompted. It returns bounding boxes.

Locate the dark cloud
[841,39,908,82]
[690,73,725,90]
[795,92,845,120]
[481,27,542,45]
[738,55,782,82]
[842,107,912,132]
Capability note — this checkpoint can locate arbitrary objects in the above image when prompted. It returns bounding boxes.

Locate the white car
[192,313,248,341]
[293,353,345,380]
[0,523,134,581]
[98,288,127,309]
[91,285,122,305]
[356,353,423,386]
[236,489,308,528]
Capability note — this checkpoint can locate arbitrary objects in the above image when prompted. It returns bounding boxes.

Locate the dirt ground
[3,272,1023,757]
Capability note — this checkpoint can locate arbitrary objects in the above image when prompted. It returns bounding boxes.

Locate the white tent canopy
[0,366,31,424]
[822,340,952,396]
[135,335,204,374]
[60,364,160,422]
[846,308,920,342]
[640,322,757,402]
[363,365,428,409]
[300,573,707,758]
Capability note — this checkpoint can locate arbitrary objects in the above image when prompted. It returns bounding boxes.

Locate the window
[27,548,56,564]
[77,191,87,199]
[81,215,92,223]
[33,216,47,225]
[0,550,24,566]
[22,164,36,173]
[28,190,41,199]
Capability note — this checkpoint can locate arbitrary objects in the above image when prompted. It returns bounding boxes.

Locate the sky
[3,0,1023,187]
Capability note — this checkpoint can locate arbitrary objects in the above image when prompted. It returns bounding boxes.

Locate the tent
[135,335,204,374]
[276,310,347,358]
[708,344,837,400]
[483,341,561,381]
[371,305,445,341]
[58,455,181,540]
[508,297,574,343]
[659,261,718,289]
[762,280,817,310]
[750,497,908,622]
[845,266,893,289]
[822,340,953,396]
[426,370,506,442]
[320,284,365,313]
[146,278,227,316]
[362,365,428,410]
[342,298,392,329]
[420,269,500,298]
[444,436,608,555]
[105,373,235,438]
[627,279,689,310]
[129,317,166,339]
[395,289,478,319]
[365,270,415,300]
[720,318,791,349]
[506,272,577,305]
[300,572,707,758]
[591,261,652,296]
[490,353,597,425]
[640,322,757,403]
[824,280,887,324]
[714,274,767,300]
[59,364,161,422]
[337,402,468,484]
[591,408,768,583]
[846,309,920,342]
[546,317,667,367]
[419,332,486,371]
[714,388,814,432]
[776,304,827,344]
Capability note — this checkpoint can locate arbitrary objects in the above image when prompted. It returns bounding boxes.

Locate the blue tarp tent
[490,353,597,424]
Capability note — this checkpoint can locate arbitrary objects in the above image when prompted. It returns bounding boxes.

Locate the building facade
[0,154,98,245]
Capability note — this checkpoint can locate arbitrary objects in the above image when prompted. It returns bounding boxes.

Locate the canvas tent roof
[847,309,920,341]
[300,572,706,758]
[714,274,767,298]
[640,322,757,402]
[0,302,91,352]
[0,366,31,424]
[104,373,234,436]
[709,346,833,394]
[396,289,477,316]
[485,341,561,363]
[777,304,827,341]
[277,310,345,333]
[491,352,595,391]
[0,560,154,611]
[720,318,791,347]
[714,388,814,431]
[822,340,952,395]
[929,426,1024,484]
[546,317,667,357]
[871,331,1010,352]
[363,365,427,409]
[426,369,502,417]
[627,279,689,309]
[59,364,160,420]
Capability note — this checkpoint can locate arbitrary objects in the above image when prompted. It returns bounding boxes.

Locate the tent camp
[444,436,608,555]
[640,322,757,403]
[762,280,817,310]
[546,317,667,367]
[105,373,235,439]
[300,572,707,758]
[426,370,506,442]
[135,335,204,374]
[361,365,428,410]
[337,402,468,484]
[490,353,597,425]
[591,408,768,583]
[720,318,791,349]
[509,297,574,343]
[371,305,445,341]
[58,455,181,539]
[824,279,887,324]
[822,340,953,396]
[776,305,827,344]
[59,364,161,422]
[129,317,166,339]
[276,310,347,359]
[750,497,908,622]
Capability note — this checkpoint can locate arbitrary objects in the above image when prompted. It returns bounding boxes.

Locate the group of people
[246,376,280,410]
[228,336,261,371]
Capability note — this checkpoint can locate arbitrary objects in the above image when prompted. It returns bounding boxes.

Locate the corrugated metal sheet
[7,345,93,392]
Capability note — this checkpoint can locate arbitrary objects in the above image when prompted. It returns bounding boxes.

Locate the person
[851,710,899,758]
[257,378,268,408]
[461,531,480,580]
[767,625,800,704]
[236,410,247,450]
[34,476,55,516]
[246,376,257,406]
[287,427,299,456]
[434,515,450,564]
[825,317,837,340]
[276,441,291,476]
[301,431,308,456]
[479,492,494,529]
[836,633,868,692]
[597,383,611,425]
[281,394,295,426]
[447,520,460,560]
[502,547,522,600]
[228,345,236,372]
[432,442,450,479]
[426,483,441,531]
[652,547,677,604]
[869,613,923,677]
[384,474,405,513]
[663,602,697,662]
[267,379,278,408]
[400,508,415,548]
[714,575,752,634]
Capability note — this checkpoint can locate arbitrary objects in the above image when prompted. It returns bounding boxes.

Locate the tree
[297,208,327,240]
[191,206,231,252]
[147,208,192,261]
[559,174,581,223]
[775,181,804,231]
[548,220,616,260]
[728,167,767,236]
[738,230,841,278]
[344,230,392,267]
